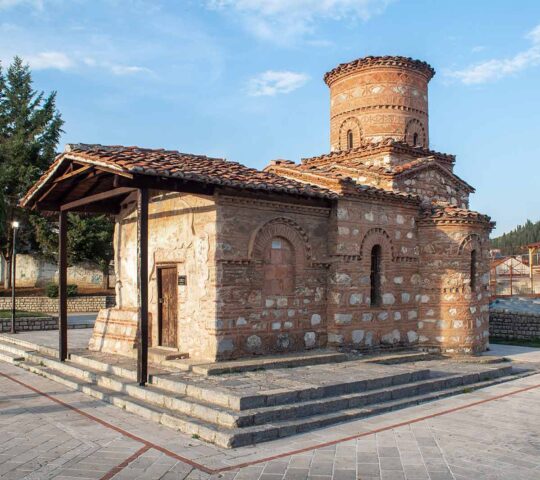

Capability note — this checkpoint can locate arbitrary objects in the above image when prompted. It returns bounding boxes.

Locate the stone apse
[86,55,493,362]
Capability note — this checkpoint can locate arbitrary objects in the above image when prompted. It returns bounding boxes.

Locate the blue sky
[1,0,539,236]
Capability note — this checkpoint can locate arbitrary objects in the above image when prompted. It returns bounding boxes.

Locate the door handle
[158,298,164,304]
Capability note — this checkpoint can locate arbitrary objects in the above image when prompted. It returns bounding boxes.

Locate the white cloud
[448,24,540,85]
[108,64,153,76]
[26,51,74,70]
[247,70,309,96]
[206,0,391,44]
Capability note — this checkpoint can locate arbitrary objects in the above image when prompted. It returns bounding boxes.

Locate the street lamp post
[11,221,19,334]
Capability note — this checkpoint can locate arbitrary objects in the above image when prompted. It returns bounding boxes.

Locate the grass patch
[0,310,49,318]
[490,337,540,349]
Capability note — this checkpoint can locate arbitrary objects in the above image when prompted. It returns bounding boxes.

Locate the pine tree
[491,219,540,255]
[0,56,64,287]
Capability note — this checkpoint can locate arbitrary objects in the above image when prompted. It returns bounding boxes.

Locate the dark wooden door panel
[158,266,178,348]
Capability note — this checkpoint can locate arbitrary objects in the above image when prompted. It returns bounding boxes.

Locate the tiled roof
[324,56,436,86]
[265,164,420,205]
[21,144,336,207]
[421,205,493,225]
[301,139,455,166]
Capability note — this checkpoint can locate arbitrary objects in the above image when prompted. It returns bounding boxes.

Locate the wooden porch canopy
[21,143,333,385]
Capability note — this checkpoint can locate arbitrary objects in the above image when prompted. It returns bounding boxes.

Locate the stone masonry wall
[214,194,331,360]
[489,312,540,340]
[0,316,57,332]
[394,168,470,209]
[327,197,422,350]
[108,190,218,361]
[417,222,491,354]
[0,295,115,313]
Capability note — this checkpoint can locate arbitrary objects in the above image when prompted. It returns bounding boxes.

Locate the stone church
[24,55,493,362]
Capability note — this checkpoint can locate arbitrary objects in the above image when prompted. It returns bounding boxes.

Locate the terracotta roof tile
[301,138,455,165]
[324,55,436,86]
[421,205,493,225]
[22,144,336,207]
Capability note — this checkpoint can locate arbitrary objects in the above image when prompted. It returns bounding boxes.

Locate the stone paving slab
[1,361,540,479]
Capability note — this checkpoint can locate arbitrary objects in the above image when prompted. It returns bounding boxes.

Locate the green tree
[32,213,114,288]
[491,219,540,255]
[0,56,63,287]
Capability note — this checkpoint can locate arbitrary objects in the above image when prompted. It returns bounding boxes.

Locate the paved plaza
[1,356,540,479]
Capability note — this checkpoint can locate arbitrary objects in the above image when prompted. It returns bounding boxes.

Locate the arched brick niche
[249,217,311,267]
[338,117,363,151]
[360,228,394,262]
[404,118,427,147]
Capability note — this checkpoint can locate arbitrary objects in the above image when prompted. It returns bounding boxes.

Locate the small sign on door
[178,275,187,286]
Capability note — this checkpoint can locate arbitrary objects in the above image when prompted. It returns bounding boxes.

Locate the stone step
[70,352,433,411]
[19,362,234,448]
[0,336,56,357]
[17,358,529,449]
[0,350,25,364]
[236,366,513,426]
[12,349,436,428]
[188,350,349,376]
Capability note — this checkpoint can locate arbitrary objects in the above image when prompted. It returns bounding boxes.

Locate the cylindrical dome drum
[324,56,435,151]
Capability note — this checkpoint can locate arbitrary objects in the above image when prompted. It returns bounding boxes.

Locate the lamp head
[11,221,19,229]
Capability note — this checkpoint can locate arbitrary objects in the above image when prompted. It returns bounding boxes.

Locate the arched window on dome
[347,129,354,150]
[370,244,382,307]
[470,249,477,291]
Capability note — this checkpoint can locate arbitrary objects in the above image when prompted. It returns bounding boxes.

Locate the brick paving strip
[1,370,540,479]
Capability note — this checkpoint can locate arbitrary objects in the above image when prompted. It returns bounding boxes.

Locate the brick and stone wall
[416,222,491,354]
[489,311,540,340]
[327,63,431,150]
[0,296,115,313]
[215,194,331,359]
[326,198,421,352]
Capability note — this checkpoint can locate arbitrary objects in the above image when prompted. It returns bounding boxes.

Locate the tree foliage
[32,213,114,272]
[0,56,63,272]
[0,57,114,288]
[490,219,540,255]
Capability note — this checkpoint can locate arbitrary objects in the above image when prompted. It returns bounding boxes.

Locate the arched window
[370,245,382,306]
[264,237,295,296]
[347,129,353,150]
[470,249,477,291]
[412,132,418,146]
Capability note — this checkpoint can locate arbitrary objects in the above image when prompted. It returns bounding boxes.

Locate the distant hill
[491,220,540,255]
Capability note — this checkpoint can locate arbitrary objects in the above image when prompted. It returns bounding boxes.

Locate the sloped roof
[420,205,493,226]
[21,144,336,208]
[301,139,455,166]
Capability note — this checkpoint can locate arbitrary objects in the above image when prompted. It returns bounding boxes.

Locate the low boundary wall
[0,296,115,313]
[489,311,540,340]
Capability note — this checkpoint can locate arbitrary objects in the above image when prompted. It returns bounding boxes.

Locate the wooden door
[157,266,178,348]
